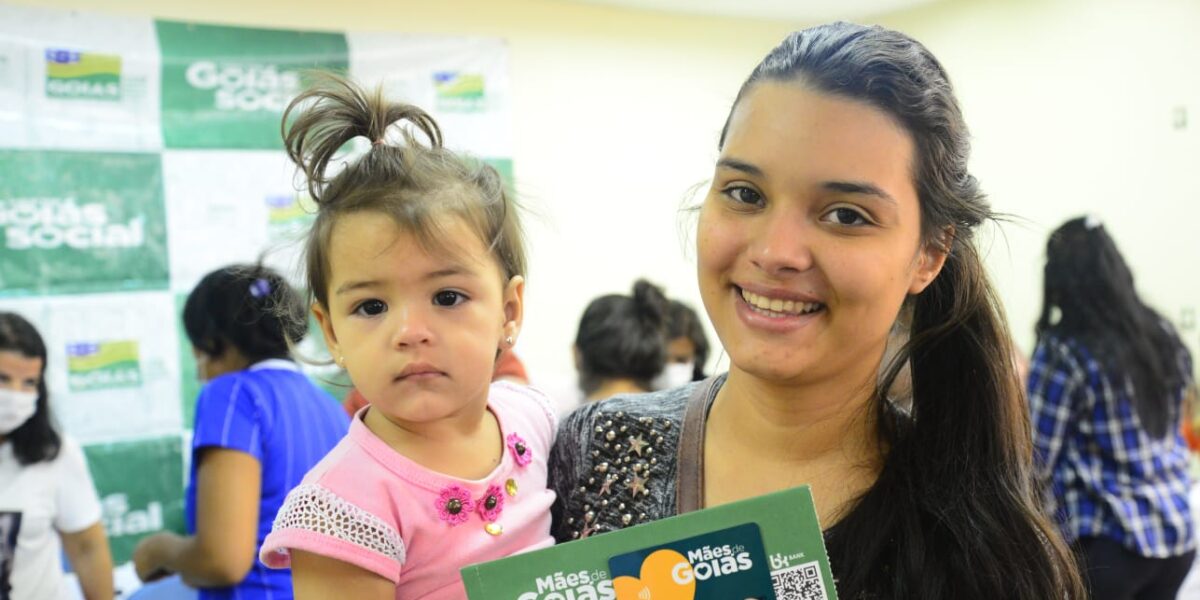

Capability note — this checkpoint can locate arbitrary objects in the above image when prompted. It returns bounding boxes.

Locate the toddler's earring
[337,355,346,366]
[505,336,514,347]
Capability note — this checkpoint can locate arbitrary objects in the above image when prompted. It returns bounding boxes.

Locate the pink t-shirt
[261,381,557,599]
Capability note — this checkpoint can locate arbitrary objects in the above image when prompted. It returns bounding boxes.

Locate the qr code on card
[771,561,829,600]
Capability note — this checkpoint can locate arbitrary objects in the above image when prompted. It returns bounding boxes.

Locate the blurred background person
[574,279,669,401]
[1028,216,1195,600]
[659,300,710,387]
[0,312,113,600]
[131,265,349,600]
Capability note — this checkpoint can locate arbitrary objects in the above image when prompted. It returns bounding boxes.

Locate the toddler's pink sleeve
[260,483,406,583]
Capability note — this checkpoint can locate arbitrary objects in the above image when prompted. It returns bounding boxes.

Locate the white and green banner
[84,435,187,565]
[157,21,350,149]
[0,149,169,297]
[0,2,512,567]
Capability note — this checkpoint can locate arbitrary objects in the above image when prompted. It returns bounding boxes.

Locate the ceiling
[555,0,941,22]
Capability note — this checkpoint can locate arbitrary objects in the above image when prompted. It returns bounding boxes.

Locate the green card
[460,485,837,600]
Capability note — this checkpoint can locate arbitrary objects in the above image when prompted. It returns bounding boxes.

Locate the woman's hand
[132,531,183,582]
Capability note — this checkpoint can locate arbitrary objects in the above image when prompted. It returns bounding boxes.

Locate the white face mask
[0,389,38,435]
[651,362,695,391]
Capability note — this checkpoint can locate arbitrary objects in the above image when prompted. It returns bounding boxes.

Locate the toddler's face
[315,211,522,426]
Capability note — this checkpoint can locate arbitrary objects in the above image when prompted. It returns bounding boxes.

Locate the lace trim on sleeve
[271,483,406,565]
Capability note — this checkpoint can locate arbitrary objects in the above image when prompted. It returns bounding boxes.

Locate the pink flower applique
[477,484,505,522]
[435,485,475,526]
[507,432,532,467]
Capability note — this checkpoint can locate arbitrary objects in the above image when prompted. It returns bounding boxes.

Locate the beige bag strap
[675,376,721,515]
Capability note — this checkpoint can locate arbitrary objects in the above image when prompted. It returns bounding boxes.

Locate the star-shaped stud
[598,476,614,496]
[627,435,648,457]
[629,473,647,497]
[579,524,597,539]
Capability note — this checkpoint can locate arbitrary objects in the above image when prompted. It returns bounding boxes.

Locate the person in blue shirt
[1028,216,1195,600]
[132,265,350,599]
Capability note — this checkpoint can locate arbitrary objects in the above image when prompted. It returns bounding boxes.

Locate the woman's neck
[702,362,885,523]
[586,379,648,402]
[711,366,880,463]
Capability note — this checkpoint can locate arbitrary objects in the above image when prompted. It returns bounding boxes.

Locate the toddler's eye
[354,299,387,316]
[434,291,466,307]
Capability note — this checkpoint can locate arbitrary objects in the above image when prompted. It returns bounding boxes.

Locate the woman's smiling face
[697,81,945,386]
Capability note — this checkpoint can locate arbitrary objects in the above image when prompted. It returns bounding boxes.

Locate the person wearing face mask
[0,312,114,600]
[660,301,711,388]
[130,265,348,600]
[574,280,670,401]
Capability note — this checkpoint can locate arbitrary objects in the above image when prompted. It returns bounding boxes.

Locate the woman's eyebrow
[715,158,764,178]
[823,180,896,204]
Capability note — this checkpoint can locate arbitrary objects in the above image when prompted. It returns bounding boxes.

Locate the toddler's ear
[502,276,525,345]
[312,302,340,357]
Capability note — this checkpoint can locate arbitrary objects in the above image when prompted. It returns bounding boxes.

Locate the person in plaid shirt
[1029,216,1196,600]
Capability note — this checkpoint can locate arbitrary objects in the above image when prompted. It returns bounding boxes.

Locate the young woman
[549,22,1084,599]
[1029,216,1195,599]
[132,265,349,600]
[0,312,113,600]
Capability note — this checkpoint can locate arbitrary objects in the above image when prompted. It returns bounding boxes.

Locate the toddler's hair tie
[249,278,272,298]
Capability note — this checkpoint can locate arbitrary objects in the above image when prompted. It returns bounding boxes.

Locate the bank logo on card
[434,71,485,112]
[44,48,121,101]
[609,524,775,600]
[67,341,142,392]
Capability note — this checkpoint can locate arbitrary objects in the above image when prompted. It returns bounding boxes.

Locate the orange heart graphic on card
[612,549,696,600]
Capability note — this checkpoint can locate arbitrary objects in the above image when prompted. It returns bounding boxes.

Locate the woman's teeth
[740,288,823,317]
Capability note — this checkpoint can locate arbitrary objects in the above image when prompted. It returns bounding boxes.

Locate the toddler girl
[260,76,556,599]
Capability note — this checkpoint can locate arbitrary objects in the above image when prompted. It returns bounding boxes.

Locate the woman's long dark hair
[0,312,60,465]
[725,23,1084,598]
[1036,217,1186,438]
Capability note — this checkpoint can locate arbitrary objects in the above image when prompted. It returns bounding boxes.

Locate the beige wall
[877,0,1200,360]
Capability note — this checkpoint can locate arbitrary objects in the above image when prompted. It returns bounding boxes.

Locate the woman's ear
[501,276,525,347]
[908,226,952,294]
